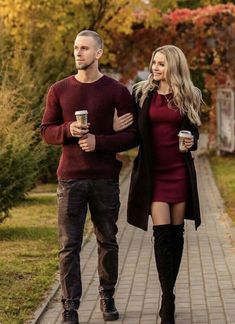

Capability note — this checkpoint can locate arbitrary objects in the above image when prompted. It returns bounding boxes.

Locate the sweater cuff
[64,122,73,138]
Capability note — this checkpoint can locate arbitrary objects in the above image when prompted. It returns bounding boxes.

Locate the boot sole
[102,313,119,321]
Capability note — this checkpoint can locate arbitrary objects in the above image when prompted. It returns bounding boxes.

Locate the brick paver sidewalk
[33,156,235,324]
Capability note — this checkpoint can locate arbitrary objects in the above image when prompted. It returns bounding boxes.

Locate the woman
[116,45,202,324]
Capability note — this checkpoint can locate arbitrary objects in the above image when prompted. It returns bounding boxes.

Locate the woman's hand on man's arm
[113,108,134,132]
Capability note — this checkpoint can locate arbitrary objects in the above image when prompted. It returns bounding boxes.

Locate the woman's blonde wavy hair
[135,45,202,126]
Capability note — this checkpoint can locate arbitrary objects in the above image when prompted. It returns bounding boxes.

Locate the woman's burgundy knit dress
[149,92,189,203]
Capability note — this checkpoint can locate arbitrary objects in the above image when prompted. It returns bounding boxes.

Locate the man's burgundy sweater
[40,75,138,180]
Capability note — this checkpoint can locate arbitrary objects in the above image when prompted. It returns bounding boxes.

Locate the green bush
[0,73,43,223]
[39,144,61,183]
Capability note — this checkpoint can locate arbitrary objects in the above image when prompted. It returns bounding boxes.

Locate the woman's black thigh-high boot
[153,224,175,324]
[172,223,184,286]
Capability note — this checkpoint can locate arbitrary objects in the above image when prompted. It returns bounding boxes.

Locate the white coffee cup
[75,110,88,127]
[178,130,192,152]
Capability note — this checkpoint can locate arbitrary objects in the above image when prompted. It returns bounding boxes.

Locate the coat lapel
[138,90,155,176]
[138,90,154,137]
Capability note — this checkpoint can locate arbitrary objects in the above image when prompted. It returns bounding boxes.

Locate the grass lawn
[209,154,235,224]
[0,191,58,324]
[0,184,91,324]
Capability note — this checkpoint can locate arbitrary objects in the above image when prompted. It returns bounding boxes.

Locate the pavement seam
[121,229,145,324]
[204,158,235,323]
[185,223,193,324]
[196,220,210,323]
[140,233,157,323]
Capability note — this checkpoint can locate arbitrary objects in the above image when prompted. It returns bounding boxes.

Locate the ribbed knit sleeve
[40,86,73,145]
[95,86,138,153]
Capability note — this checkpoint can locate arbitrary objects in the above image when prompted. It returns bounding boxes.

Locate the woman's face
[151,52,167,81]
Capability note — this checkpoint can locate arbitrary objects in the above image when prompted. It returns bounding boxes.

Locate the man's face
[74,36,102,70]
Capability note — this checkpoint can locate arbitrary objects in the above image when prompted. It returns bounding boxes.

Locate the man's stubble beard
[76,59,96,70]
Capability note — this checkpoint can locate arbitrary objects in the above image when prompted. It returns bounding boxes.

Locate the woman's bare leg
[151,202,171,225]
[170,202,186,225]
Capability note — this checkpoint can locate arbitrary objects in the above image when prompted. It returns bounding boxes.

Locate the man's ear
[96,49,103,59]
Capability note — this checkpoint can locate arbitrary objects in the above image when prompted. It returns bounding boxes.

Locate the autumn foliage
[116,4,235,147]
[0,1,235,218]
[160,4,235,147]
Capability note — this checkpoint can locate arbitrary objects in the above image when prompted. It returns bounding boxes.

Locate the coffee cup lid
[178,130,192,138]
[75,110,88,115]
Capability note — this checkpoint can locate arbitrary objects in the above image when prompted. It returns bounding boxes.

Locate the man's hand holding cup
[70,121,89,138]
[70,110,89,138]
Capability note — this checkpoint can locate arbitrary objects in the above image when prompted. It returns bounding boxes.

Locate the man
[40,30,137,324]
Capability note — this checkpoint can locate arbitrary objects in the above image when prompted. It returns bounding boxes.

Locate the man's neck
[75,70,103,83]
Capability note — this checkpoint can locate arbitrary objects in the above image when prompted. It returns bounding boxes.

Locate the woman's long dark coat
[127,89,201,231]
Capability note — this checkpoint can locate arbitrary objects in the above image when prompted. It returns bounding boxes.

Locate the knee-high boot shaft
[153,225,175,324]
[172,224,184,286]
[153,224,184,324]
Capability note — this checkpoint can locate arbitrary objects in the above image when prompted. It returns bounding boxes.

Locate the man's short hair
[76,30,103,49]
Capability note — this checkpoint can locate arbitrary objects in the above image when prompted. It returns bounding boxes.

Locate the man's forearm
[40,122,73,145]
[95,130,139,153]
